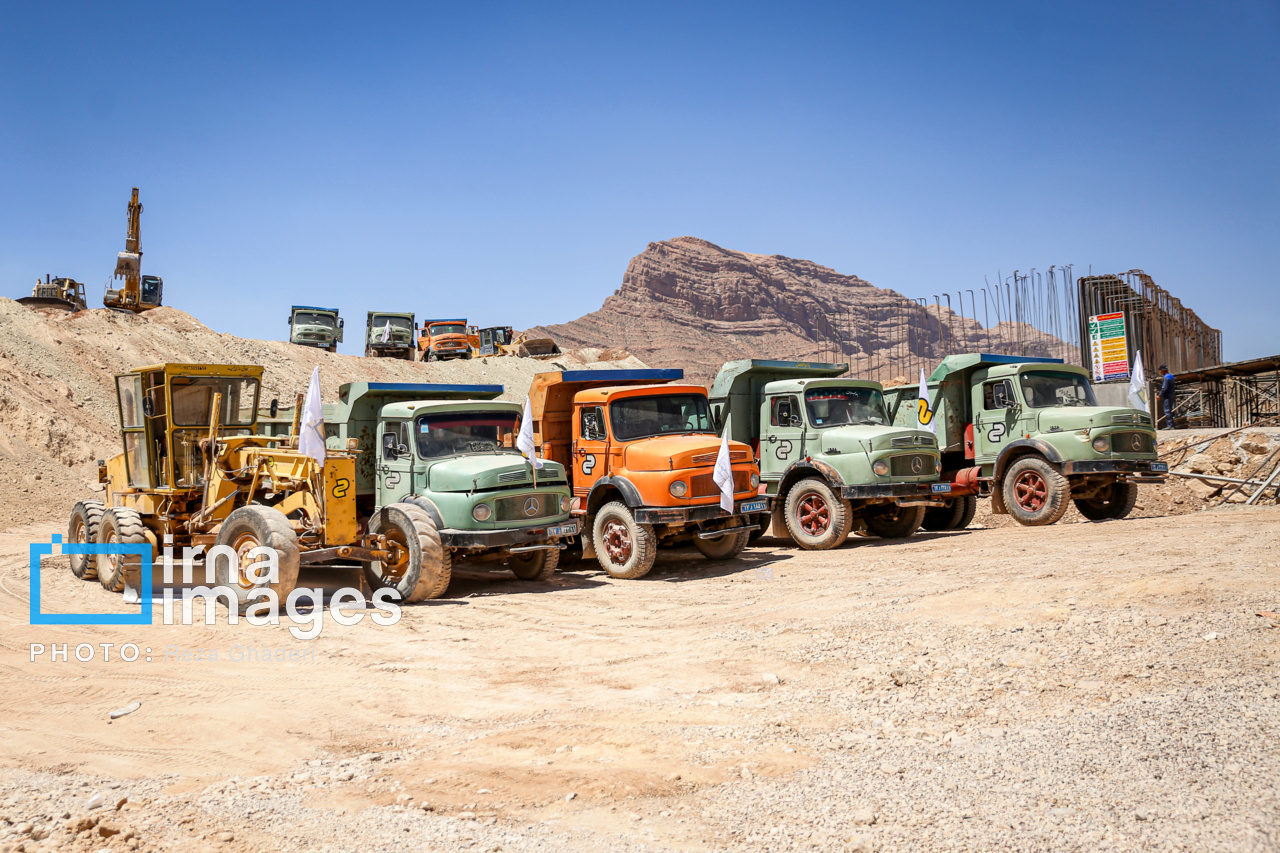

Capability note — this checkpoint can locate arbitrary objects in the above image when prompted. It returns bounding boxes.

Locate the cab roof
[761,376,882,395]
[928,353,1063,382]
[379,399,520,419]
[573,383,708,404]
[124,363,263,379]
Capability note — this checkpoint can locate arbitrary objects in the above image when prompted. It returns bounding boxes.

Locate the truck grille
[1111,431,1156,454]
[688,470,754,497]
[493,493,558,522]
[890,435,934,448]
[498,470,529,484]
[888,453,934,476]
[690,449,751,466]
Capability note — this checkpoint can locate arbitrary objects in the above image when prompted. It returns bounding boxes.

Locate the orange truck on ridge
[417,318,474,361]
[528,369,768,579]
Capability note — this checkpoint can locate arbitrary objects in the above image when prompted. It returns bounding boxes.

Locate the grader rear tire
[214,505,300,614]
[508,547,560,581]
[365,504,451,602]
[68,500,105,580]
[96,507,151,593]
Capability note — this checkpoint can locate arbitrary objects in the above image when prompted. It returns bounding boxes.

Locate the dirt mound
[528,237,1074,385]
[0,299,643,530]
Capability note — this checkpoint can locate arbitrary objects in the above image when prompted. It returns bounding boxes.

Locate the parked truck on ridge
[527,368,767,579]
[882,354,1167,527]
[365,311,416,359]
[288,305,343,352]
[709,360,944,550]
[417,319,473,361]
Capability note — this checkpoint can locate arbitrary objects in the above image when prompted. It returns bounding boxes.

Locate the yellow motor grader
[67,363,449,611]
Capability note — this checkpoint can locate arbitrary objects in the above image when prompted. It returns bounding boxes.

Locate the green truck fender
[586,476,645,514]
[397,494,446,530]
[775,458,846,497]
[994,438,1065,481]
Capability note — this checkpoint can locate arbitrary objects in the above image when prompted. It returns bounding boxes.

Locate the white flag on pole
[916,368,937,435]
[299,366,326,465]
[516,395,543,469]
[381,320,392,343]
[711,415,735,514]
[1128,350,1149,412]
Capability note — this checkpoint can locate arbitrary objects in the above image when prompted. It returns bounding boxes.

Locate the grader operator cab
[103,188,164,313]
[68,363,453,612]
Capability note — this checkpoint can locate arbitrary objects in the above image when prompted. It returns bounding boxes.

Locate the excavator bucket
[114,252,141,278]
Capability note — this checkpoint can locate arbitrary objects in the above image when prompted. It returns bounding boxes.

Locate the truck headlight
[560,495,571,512]
[1092,436,1110,453]
[934,457,942,473]
[873,459,889,476]
[750,472,760,489]
[472,503,492,522]
[669,480,688,498]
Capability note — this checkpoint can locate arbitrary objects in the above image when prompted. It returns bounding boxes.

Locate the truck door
[762,394,803,476]
[973,378,1019,463]
[377,419,413,505]
[573,404,608,499]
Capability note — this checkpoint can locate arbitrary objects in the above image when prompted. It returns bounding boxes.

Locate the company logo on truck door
[581,454,595,475]
[987,423,1007,443]
[775,440,793,459]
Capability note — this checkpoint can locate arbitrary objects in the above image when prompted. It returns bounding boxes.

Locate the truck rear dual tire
[68,500,105,580]
[96,507,151,593]
[783,478,853,550]
[1002,456,1071,526]
[508,547,560,581]
[1074,479,1139,521]
[593,501,657,580]
[214,505,301,614]
[694,528,750,560]
[863,504,926,539]
[921,495,978,531]
[366,504,452,602]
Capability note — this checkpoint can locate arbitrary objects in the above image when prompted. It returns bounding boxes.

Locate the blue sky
[2,2,1276,359]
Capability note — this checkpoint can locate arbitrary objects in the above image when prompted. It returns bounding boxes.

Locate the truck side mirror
[382,432,399,459]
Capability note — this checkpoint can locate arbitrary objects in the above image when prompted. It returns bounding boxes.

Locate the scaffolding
[1171,355,1280,429]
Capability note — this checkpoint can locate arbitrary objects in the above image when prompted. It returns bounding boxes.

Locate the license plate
[547,523,578,537]
[931,483,952,494]
[1150,462,1168,473]
[739,499,768,513]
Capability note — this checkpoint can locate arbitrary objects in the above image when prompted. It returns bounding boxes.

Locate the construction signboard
[1088,312,1129,382]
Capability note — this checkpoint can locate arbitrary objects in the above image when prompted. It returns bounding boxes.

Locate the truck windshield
[295,312,335,327]
[374,316,412,330]
[170,376,260,426]
[1020,371,1098,408]
[415,411,519,458]
[804,387,889,427]
[430,324,466,336]
[609,394,713,441]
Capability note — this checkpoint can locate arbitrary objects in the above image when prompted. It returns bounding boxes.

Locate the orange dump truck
[528,369,768,579]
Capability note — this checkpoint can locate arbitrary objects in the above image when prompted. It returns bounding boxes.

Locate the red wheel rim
[602,519,633,564]
[797,493,830,536]
[1013,470,1048,512]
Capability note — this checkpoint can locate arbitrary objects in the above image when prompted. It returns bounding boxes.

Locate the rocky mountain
[529,237,1075,385]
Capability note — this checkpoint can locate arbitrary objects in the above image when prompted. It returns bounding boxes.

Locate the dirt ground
[1,503,1276,852]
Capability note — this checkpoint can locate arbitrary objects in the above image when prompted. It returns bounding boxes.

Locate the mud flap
[581,521,597,560]
[991,482,1008,515]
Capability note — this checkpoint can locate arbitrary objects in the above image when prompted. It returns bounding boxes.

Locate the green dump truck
[365,311,416,359]
[883,354,1167,527]
[288,305,343,352]
[264,382,578,584]
[709,360,944,550]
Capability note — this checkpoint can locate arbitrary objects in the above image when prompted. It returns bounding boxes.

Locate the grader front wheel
[214,506,300,613]
[365,504,451,602]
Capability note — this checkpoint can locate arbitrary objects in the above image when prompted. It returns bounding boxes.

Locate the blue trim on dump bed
[558,369,683,382]
[291,305,339,312]
[364,382,503,394]
[970,353,1063,365]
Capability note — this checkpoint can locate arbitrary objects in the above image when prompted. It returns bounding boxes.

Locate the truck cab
[417,318,473,361]
[529,369,766,579]
[365,311,416,359]
[288,306,343,352]
[884,354,1166,527]
[709,360,942,550]
[322,382,577,581]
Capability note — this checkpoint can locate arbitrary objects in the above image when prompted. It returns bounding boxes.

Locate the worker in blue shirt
[1157,365,1176,430]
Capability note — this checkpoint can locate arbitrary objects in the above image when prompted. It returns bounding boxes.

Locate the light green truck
[365,311,416,360]
[265,382,577,585]
[709,360,944,550]
[288,305,343,352]
[882,354,1167,527]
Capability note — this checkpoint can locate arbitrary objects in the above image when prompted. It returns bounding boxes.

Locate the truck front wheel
[366,504,452,602]
[1074,479,1139,521]
[921,495,978,531]
[592,502,657,579]
[1002,456,1070,526]
[694,529,750,560]
[863,504,926,538]
[508,547,560,581]
[783,478,853,550]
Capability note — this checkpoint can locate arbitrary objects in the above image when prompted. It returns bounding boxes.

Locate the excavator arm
[105,187,162,313]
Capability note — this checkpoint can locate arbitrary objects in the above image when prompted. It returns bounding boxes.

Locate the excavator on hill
[103,187,164,313]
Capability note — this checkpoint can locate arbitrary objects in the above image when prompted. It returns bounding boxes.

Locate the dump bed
[527,368,683,470]
[708,359,848,444]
